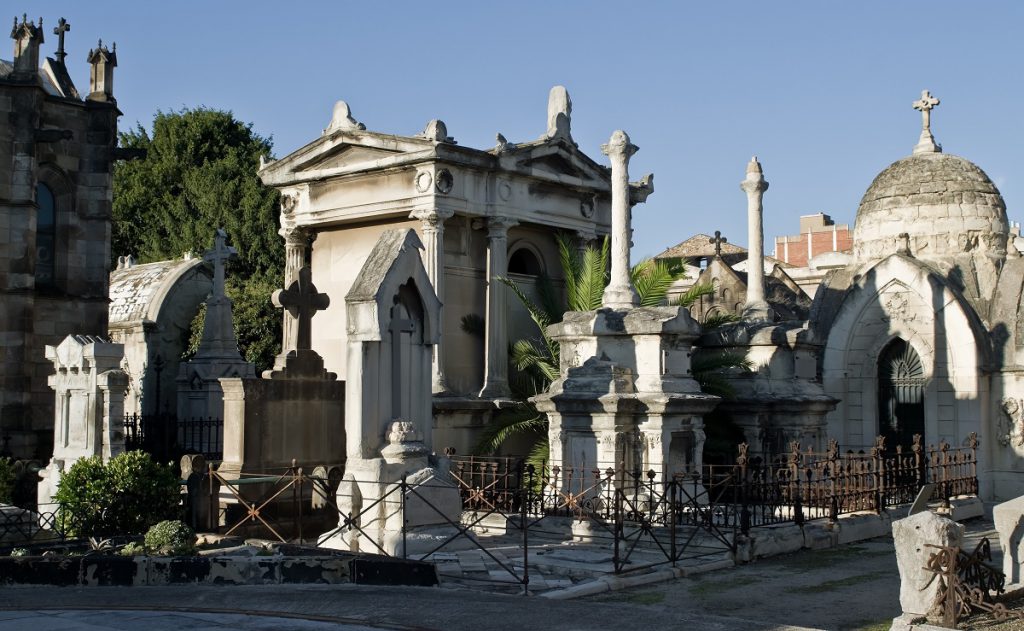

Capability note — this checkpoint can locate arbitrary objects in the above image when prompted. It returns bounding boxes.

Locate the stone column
[479,216,517,398]
[280,225,312,353]
[412,209,454,393]
[575,229,597,260]
[741,157,771,321]
[601,131,640,309]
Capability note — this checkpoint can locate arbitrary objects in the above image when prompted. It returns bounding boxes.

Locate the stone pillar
[86,40,116,103]
[412,209,454,394]
[601,131,640,309]
[479,216,517,399]
[10,16,42,80]
[280,226,312,354]
[741,156,771,321]
[576,229,597,260]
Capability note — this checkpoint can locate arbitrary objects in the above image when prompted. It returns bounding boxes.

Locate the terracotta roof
[655,233,747,259]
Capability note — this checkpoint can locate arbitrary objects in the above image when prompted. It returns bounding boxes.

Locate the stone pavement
[0,609,383,631]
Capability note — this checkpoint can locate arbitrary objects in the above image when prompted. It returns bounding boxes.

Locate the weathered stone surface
[892,511,964,617]
[993,494,1024,587]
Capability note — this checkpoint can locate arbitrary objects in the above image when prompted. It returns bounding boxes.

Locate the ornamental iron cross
[709,230,727,257]
[272,266,329,351]
[912,90,940,133]
[53,17,70,63]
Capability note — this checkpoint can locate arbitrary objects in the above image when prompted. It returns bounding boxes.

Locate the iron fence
[123,413,223,463]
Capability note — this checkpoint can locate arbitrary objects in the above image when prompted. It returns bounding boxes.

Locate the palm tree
[475,234,750,457]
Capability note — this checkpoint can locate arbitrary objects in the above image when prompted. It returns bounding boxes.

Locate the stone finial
[600,130,640,309]
[52,17,69,64]
[494,132,515,153]
[417,119,455,144]
[86,39,117,103]
[10,14,43,78]
[629,173,655,205]
[116,254,136,270]
[324,100,366,135]
[897,232,912,256]
[912,90,941,154]
[272,266,329,352]
[545,85,573,141]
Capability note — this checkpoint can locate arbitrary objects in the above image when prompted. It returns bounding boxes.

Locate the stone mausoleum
[258,86,653,453]
[0,16,120,458]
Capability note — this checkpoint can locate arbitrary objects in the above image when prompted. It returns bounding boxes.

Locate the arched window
[877,338,925,448]
[508,247,543,276]
[36,182,56,289]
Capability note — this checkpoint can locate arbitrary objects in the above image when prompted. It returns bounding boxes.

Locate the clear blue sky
[19,1,1024,258]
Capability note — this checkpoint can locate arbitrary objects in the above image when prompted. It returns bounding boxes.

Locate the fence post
[521,462,530,595]
[967,432,979,496]
[737,443,750,535]
[400,473,408,559]
[871,436,885,514]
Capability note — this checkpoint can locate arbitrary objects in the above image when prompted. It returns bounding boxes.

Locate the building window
[509,247,543,276]
[36,182,56,289]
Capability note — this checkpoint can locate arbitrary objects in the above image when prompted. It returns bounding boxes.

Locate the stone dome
[853,152,1008,261]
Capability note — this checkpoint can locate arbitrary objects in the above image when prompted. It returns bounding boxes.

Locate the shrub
[0,457,14,504]
[144,520,197,556]
[53,451,181,538]
[119,542,145,557]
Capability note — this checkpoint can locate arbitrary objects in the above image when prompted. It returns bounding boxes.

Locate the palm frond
[691,349,753,374]
[473,408,547,455]
[631,257,686,307]
[510,339,559,383]
[702,312,741,330]
[556,233,583,312]
[499,277,552,335]
[675,280,717,308]
[460,313,485,337]
[574,237,609,311]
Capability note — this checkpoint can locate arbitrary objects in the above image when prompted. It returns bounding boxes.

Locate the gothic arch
[35,163,74,291]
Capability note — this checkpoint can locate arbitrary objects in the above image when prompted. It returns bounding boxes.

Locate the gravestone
[37,335,128,505]
[319,229,464,555]
[218,265,343,484]
[176,229,255,426]
[891,510,964,627]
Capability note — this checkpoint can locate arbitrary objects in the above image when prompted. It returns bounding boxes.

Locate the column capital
[601,130,638,160]
[281,225,314,247]
[410,208,455,227]
[740,156,769,195]
[485,216,518,238]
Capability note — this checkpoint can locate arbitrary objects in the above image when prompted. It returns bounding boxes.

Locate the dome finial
[912,90,941,154]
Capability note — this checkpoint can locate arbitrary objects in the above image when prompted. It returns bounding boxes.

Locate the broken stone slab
[892,510,964,618]
[993,494,1024,588]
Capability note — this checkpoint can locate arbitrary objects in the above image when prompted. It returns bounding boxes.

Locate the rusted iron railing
[924,538,1023,628]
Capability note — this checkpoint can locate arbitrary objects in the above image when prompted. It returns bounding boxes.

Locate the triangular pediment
[297,144,403,172]
[509,141,610,185]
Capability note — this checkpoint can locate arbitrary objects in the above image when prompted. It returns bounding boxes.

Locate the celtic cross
[912,90,940,133]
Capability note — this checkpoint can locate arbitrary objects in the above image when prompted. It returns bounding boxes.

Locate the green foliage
[53,451,181,538]
[144,520,197,556]
[113,108,283,372]
[119,542,146,557]
[0,457,14,504]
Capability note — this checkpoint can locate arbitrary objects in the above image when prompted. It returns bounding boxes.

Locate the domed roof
[853,152,1008,261]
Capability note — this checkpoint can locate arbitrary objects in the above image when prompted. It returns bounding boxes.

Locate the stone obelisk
[741,156,771,321]
[601,130,640,309]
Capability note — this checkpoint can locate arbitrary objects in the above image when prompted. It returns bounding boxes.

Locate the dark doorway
[877,338,925,449]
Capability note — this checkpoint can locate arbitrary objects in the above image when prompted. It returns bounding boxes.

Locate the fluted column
[479,216,518,398]
[601,131,640,309]
[280,225,312,353]
[741,156,771,321]
[412,209,454,393]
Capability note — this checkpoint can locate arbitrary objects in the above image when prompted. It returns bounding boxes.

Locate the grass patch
[783,570,891,594]
[690,575,760,597]
[779,545,891,572]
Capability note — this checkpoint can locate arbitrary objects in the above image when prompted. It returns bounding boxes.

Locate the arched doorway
[877,338,925,448]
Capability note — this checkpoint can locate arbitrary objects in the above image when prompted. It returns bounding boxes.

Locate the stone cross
[912,90,939,132]
[53,17,69,63]
[273,266,329,352]
[204,228,237,301]
[709,231,727,257]
[912,90,941,154]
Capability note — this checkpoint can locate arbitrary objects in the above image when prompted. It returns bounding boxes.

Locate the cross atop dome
[912,90,941,155]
